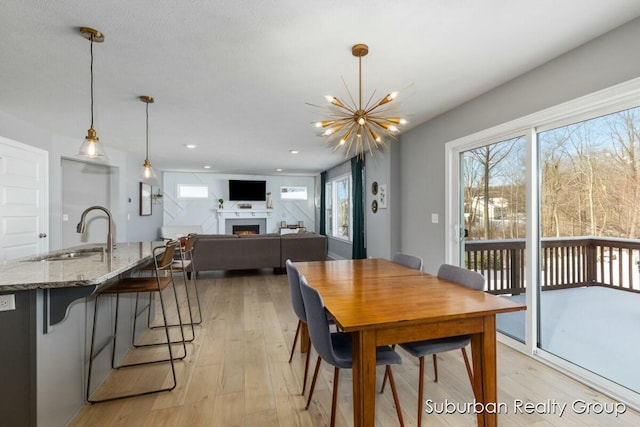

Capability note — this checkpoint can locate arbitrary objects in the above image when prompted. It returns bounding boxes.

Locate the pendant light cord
[145,101,150,159]
[90,37,94,129]
[358,54,362,110]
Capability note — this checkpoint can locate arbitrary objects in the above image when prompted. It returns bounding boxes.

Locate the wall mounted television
[228,180,266,201]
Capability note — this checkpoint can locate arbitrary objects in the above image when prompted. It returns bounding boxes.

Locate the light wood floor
[70,270,640,426]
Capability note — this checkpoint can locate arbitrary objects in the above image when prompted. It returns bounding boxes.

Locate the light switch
[62,214,69,221]
[431,213,439,224]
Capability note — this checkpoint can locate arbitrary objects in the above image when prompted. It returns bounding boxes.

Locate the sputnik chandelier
[310,43,407,158]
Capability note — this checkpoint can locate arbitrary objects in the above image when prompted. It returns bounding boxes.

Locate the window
[280,186,308,200]
[325,174,351,240]
[177,184,208,199]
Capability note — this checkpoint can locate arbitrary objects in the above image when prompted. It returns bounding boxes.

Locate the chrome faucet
[76,206,116,253]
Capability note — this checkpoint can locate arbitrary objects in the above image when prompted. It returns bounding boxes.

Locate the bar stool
[134,234,198,344]
[169,233,202,325]
[86,239,187,403]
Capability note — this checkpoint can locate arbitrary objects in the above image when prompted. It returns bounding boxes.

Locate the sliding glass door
[459,135,527,342]
[538,106,640,394]
[450,99,640,401]
[446,80,640,408]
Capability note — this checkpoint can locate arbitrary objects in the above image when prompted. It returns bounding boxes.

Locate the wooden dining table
[293,258,525,427]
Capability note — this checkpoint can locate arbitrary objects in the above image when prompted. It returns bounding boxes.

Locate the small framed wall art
[378,184,387,208]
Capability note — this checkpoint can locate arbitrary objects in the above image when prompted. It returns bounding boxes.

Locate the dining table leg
[351,329,377,427]
[470,314,498,427]
[300,323,310,353]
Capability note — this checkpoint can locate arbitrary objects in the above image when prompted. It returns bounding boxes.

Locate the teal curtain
[319,171,327,235]
[351,156,366,259]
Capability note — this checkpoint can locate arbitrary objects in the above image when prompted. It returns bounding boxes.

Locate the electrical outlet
[0,294,16,311]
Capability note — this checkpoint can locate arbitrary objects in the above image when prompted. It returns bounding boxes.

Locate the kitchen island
[0,242,164,427]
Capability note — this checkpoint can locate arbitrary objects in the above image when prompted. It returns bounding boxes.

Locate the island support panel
[0,290,37,427]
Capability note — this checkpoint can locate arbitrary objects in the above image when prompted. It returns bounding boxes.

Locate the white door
[0,136,48,260]
[61,158,111,248]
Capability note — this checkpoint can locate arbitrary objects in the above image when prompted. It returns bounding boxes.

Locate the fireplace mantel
[217,209,274,234]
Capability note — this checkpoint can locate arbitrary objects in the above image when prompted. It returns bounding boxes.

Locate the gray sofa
[192,232,327,272]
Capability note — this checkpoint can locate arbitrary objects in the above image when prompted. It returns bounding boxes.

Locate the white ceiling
[2,1,640,175]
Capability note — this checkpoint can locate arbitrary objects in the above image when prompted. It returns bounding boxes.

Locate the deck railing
[464,237,640,294]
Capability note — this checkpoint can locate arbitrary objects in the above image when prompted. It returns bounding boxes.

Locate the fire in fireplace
[232,224,260,235]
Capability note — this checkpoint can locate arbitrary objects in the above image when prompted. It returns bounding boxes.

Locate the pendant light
[310,43,407,158]
[139,96,158,182]
[77,27,107,160]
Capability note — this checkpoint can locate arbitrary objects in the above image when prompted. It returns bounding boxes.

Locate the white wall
[125,155,164,241]
[365,142,401,260]
[400,17,640,275]
[61,158,113,248]
[162,172,316,234]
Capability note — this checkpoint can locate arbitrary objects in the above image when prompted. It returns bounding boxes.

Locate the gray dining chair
[381,263,485,426]
[392,252,424,271]
[299,275,405,427]
[285,259,313,395]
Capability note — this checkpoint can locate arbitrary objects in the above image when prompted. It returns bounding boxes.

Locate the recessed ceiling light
[276,168,283,172]
[203,165,211,169]
[289,150,299,154]
[184,144,198,149]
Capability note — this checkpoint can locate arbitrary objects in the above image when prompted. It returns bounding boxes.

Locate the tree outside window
[325,175,351,241]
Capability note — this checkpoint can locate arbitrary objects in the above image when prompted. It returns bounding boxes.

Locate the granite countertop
[0,241,164,291]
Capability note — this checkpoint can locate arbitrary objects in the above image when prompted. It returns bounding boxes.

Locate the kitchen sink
[24,247,105,262]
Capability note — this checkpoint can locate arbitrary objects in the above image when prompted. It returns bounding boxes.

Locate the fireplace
[218,210,273,234]
[225,218,267,234]
[233,224,260,235]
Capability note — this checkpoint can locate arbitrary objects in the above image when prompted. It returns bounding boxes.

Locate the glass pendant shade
[77,127,107,159]
[140,158,158,182]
